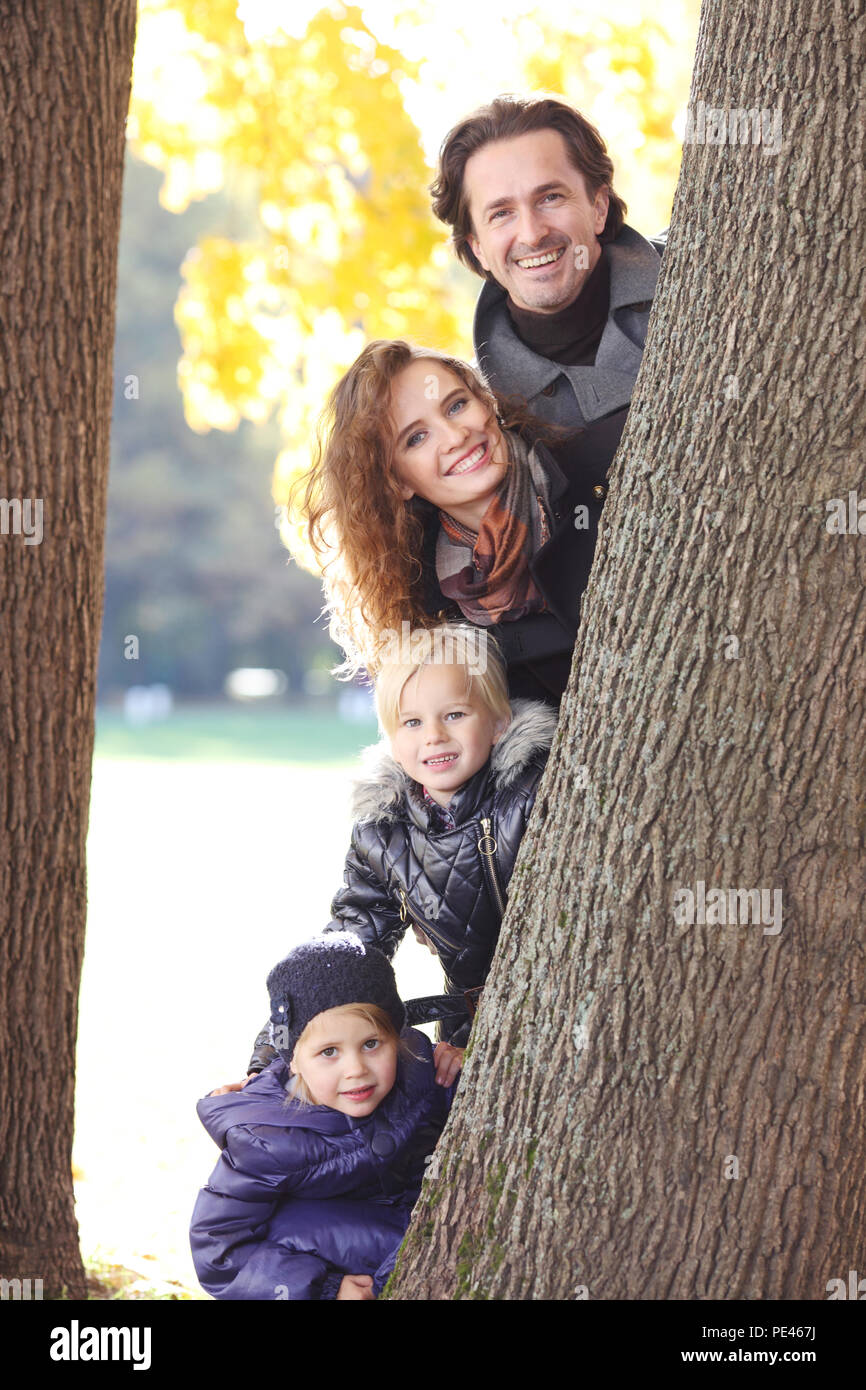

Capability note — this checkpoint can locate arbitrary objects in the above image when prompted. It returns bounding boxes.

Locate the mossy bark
[386,0,866,1300]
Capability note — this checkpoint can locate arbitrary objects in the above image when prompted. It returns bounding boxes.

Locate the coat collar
[473,224,661,422]
[351,697,557,829]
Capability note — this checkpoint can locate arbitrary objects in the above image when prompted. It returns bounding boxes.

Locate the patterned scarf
[435,429,552,626]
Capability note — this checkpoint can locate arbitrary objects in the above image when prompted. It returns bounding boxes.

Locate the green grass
[82,1254,202,1301]
[95,704,379,765]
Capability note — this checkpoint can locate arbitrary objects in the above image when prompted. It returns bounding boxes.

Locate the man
[426,95,667,698]
[431,94,666,435]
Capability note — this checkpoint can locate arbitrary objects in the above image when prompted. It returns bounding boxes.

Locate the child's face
[390,663,507,807]
[291,1007,398,1117]
[389,360,507,532]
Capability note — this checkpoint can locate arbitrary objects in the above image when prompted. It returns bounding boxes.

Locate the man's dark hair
[431,95,627,279]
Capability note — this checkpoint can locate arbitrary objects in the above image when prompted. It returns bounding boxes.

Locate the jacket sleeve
[497,753,548,852]
[246,1023,277,1076]
[442,1017,472,1048]
[190,1131,340,1301]
[323,829,407,960]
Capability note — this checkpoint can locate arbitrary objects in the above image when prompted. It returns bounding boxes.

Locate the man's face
[465,129,609,314]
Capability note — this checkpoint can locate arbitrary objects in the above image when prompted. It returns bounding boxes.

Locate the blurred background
[78,0,700,1296]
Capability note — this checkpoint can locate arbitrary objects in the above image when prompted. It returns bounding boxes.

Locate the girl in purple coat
[190,934,458,1300]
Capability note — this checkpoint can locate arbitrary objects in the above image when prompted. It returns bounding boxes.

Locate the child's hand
[337,1274,374,1300]
[433,1042,465,1087]
[208,1074,256,1097]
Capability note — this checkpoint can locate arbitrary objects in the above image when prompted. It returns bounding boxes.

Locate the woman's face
[389,360,507,531]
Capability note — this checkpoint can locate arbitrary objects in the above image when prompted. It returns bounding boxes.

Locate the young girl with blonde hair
[191,934,455,1301]
[238,626,557,1081]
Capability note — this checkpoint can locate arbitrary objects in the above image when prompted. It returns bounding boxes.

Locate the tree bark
[388,0,866,1300]
[0,1,136,1298]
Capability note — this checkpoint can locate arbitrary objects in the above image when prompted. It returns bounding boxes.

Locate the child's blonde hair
[289,1003,412,1108]
[374,623,511,738]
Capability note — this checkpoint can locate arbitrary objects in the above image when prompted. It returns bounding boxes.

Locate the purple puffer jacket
[190,1029,451,1300]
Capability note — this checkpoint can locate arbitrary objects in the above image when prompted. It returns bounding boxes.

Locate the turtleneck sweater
[506,246,611,366]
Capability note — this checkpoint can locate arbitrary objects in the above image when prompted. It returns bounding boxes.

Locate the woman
[296,340,624,704]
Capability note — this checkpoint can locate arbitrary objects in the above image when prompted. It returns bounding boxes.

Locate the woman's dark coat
[191,1033,450,1300]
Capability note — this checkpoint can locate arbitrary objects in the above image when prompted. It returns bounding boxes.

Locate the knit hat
[265,933,406,1066]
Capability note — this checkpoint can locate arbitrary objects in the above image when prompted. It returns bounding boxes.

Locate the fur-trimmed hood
[351,697,558,826]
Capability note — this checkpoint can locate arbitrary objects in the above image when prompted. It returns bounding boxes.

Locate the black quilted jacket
[248,700,557,1068]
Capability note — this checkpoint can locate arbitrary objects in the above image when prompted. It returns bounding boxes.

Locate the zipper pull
[477,817,506,918]
[478,816,497,856]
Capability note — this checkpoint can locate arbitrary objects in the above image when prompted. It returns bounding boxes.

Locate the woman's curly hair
[292,340,552,677]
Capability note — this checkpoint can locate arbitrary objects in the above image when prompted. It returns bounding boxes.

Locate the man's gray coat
[473,224,666,429]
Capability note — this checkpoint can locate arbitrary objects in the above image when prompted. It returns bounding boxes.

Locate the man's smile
[513,245,567,270]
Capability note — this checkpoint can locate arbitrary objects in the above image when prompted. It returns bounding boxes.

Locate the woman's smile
[444,440,491,476]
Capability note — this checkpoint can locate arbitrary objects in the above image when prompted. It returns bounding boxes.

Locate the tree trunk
[0,1,136,1298]
[388,0,866,1300]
